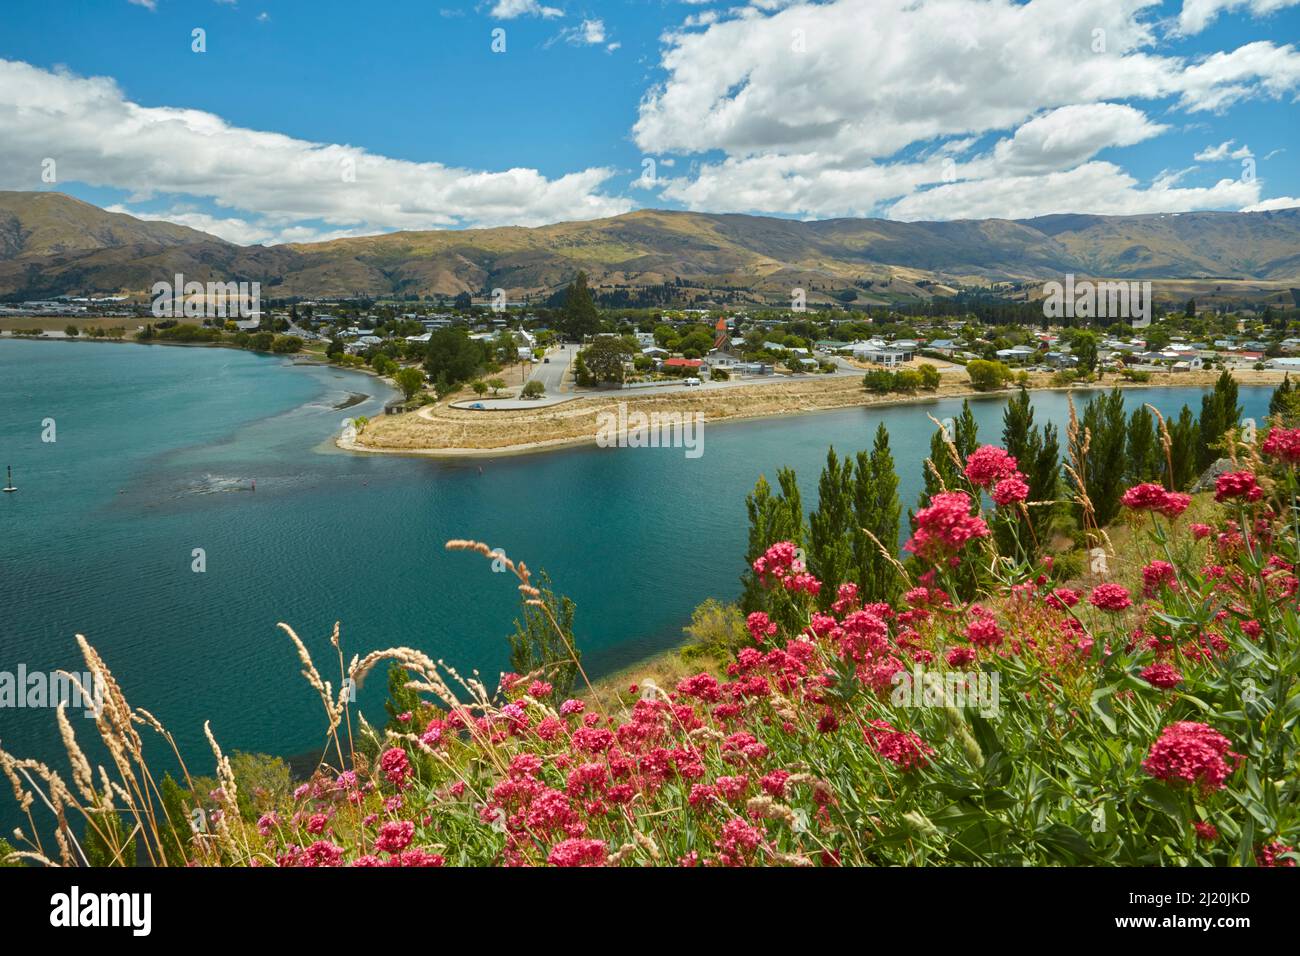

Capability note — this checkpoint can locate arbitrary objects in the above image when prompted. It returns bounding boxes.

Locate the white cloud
[1241,196,1300,211]
[557,18,614,48]
[1195,139,1254,160]
[1177,0,1300,36]
[489,0,563,19]
[635,0,1300,220]
[127,0,156,9]
[888,162,1260,221]
[990,104,1167,173]
[0,59,631,243]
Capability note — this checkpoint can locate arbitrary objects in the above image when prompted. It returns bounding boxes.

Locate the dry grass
[354,367,1290,457]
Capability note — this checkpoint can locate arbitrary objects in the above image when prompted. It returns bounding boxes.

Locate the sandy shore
[342,367,1289,459]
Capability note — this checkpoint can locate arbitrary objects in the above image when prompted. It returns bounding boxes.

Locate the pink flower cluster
[1120,483,1191,518]
[1142,722,1240,793]
[963,445,1019,488]
[1215,471,1263,503]
[1262,427,1300,464]
[904,491,990,563]
[1088,583,1132,612]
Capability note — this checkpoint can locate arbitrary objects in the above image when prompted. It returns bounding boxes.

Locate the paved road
[528,343,577,395]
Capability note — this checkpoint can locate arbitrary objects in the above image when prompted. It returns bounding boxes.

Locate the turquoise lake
[0,338,1275,832]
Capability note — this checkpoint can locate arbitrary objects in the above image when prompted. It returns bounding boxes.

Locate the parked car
[683,377,702,386]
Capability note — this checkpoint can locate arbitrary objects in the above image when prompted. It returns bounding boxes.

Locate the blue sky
[0,0,1297,243]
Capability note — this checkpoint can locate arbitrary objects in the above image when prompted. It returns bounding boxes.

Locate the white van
[683,377,702,386]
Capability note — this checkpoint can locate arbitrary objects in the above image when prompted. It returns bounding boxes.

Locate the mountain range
[2,191,1298,306]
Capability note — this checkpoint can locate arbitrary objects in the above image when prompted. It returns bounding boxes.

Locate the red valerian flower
[1121,483,1172,511]
[965,614,1004,649]
[1143,722,1240,793]
[1262,427,1300,464]
[946,645,976,667]
[1215,471,1263,502]
[905,492,990,562]
[1046,587,1081,610]
[714,818,764,866]
[1088,583,1132,612]
[1190,523,1213,540]
[745,611,778,643]
[1255,841,1297,867]
[963,445,1019,488]
[379,747,412,788]
[547,838,607,867]
[752,541,801,581]
[863,719,934,771]
[1140,662,1183,689]
[375,820,414,855]
[1141,560,1177,598]
[1121,483,1192,518]
[991,473,1030,507]
[1194,822,1219,843]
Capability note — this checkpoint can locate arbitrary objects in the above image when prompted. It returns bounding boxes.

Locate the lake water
[0,338,1275,832]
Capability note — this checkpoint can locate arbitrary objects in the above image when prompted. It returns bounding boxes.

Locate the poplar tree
[1197,370,1241,470]
[808,448,856,607]
[853,424,902,603]
[1168,404,1201,490]
[741,468,805,614]
[1077,388,1128,527]
[1125,405,1162,485]
[1000,387,1059,557]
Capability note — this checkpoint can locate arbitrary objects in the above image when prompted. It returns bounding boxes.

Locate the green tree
[0,837,22,866]
[1125,405,1162,486]
[741,469,805,621]
[64,324,79,337]
[393,366,425,401]
[853,424,902,602]
[863,369,896,393]
[486,377,508,396]
[1197,370,1241,470]
[680,599,749,662]
[1077,389,1129,527]
[1269,373,1300,425]
[471,380,489,397]
[966,359,1011,391]
[521,379,545,399]
[384,663,423,730]
[83,810,137,867]
[557,272,601,341]
[1169,404,1200,490]
[917,362,941,391]
[808,448,856,607]
[230,752,291,821]
[424,328,487,385]
[1001,387,1059,556]
[581,337,632,384]
[158,772,192,867]
[1071,330,1100,375]
[508,570,580,700]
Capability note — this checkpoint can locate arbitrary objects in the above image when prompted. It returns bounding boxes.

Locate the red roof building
[663,357,703,368]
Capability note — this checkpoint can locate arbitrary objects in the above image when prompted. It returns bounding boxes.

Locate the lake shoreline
[341,368,1289,461]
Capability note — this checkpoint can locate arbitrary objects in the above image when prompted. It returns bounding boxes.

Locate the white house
[852,340,914,366]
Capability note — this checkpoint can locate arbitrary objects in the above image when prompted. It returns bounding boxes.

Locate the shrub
[966,359,1012,391]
